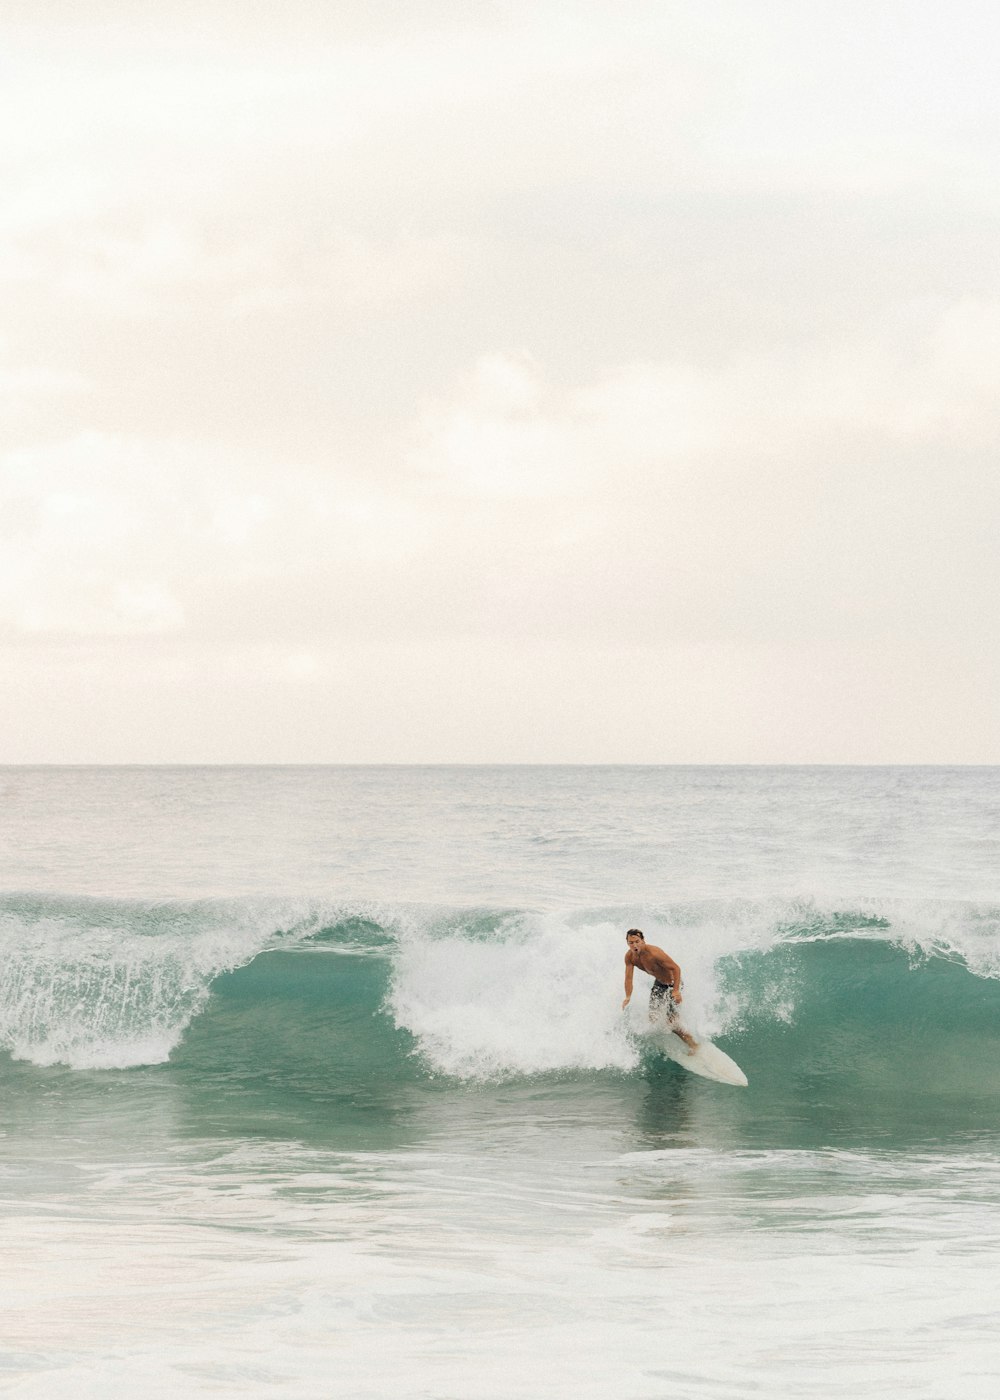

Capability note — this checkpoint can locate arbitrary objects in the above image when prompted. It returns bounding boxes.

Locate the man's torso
[628,945,673,983]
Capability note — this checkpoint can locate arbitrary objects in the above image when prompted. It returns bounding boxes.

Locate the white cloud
[409,355,582,500]
[410,301,1000,497]
[393,317,1000,655]
[2,211,456,319]
[0,431,429,640]
[0,365,89,417]
[4,292,997,656]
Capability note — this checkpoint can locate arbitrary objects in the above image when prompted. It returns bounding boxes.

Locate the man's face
[627,935,643,953]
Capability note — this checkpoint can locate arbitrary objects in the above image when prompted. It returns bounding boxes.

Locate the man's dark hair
[625,929,645,941]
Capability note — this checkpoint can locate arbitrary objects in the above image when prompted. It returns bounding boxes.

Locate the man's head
[625,929,645,949]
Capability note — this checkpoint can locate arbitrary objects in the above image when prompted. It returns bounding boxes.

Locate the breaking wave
[2,893,999,1120]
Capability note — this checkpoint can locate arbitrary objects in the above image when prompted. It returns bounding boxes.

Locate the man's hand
[673,989,683,1004]
[621,997,630,1010]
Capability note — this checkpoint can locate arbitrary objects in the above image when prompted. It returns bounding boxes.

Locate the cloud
[408,354,582,500]
[397,316,1000,650]
[5,289,997,654]
[412,300,1000,491]
[0,363,89,419]
[0,431,429,641]
[2,208,458,319]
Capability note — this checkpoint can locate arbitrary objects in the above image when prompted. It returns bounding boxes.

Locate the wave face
[2,892,999,1139]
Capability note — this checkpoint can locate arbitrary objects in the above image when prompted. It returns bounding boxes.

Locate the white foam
[5,1144,1000,1400]
[0,897,280,1070]
[385,908,776,1079]
[389,912,638,1078]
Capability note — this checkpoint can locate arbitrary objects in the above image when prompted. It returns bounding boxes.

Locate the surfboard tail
[655,1032,748,1086]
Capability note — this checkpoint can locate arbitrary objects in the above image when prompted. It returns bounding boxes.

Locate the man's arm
[622,956,634,1010]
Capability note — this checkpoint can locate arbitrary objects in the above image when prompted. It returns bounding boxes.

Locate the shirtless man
[622,928,698,1051]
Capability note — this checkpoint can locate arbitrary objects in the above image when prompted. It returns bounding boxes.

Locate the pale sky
[2,0,999,762]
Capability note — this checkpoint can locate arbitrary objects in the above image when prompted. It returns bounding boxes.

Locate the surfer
[621,929,698,1051]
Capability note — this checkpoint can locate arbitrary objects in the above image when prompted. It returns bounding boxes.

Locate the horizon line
[3,761,999,770]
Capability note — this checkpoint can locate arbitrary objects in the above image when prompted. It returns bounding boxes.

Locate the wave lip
[0,893,287,1070]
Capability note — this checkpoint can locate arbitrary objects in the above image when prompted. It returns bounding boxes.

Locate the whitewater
[1,766,999,1397]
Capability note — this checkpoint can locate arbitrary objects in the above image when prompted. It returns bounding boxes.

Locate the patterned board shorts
[649,979,679,1015]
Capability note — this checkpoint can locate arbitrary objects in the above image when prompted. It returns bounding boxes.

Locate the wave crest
[1,892,998,1081]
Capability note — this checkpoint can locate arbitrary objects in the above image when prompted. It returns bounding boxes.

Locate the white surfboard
[654,1029,748,1086]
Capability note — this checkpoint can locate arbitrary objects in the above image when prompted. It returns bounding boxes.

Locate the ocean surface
[1,765,999,1398]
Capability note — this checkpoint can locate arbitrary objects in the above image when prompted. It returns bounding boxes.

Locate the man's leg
[669,1017,699,1052]
[650,983,698,1052]
[666,993,698,1051]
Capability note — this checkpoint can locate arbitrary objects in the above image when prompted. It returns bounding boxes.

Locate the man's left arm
[659,953,683,1002]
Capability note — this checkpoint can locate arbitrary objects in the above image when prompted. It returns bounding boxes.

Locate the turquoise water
[2,767,999,1396]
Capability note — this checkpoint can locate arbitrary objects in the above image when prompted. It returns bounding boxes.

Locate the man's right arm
[622,956,634,1010]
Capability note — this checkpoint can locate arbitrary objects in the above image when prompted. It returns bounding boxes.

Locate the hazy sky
[2,0,999,762]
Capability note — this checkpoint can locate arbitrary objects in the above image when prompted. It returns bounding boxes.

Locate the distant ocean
[2,766,999,1398]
